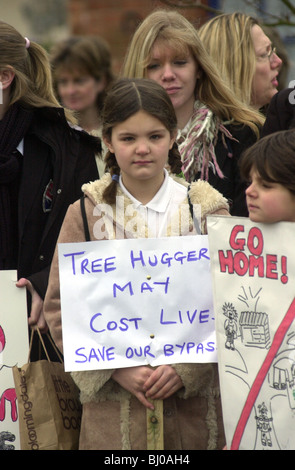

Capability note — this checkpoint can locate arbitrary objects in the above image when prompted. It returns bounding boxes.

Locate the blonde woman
[121,9,264,216]
[0,21,99,359]
[199,12,282,110]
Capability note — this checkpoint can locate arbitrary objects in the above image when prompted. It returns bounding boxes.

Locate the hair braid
[102,151,120,204]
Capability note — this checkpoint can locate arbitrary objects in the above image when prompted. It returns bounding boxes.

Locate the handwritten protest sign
[58,235,216,372]
[0,270,29,450]
[207,215,295,450]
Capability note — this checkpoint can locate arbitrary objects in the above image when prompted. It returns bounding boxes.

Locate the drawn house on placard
[239,311,271,349]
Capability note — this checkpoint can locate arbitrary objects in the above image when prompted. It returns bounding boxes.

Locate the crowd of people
[1,7,295,450]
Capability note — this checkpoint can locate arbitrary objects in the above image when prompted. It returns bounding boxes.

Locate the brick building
[68,0,209,72]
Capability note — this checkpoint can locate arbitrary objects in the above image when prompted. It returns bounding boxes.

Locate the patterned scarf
[176,100,237,182]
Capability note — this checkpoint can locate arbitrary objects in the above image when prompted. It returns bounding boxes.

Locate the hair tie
[112,174,120,182]
[24,37,30,49]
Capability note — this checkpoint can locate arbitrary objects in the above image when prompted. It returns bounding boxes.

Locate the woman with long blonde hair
[198,12,282,110]
[121,9,264,216]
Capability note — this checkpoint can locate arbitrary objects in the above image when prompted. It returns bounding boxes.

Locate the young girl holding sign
[44,78,229,450]
[240,130,295,223]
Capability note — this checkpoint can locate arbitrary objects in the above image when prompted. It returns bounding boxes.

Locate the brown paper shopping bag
[13,328,82,450]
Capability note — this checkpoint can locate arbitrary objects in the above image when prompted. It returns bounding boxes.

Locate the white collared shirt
[119,169,189,237]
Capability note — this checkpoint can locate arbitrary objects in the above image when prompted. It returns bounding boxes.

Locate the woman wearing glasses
[199,12,282,111]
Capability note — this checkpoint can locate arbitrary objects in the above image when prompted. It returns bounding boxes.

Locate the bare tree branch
[281,0,295,16]
[243,0,295,25]
[159,0,295,26]
[159,0,222,14]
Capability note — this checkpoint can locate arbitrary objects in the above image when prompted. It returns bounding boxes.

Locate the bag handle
[80,196,91,241]
[28,327,63,363]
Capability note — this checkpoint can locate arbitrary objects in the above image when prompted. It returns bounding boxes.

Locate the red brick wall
[68,0,208,73]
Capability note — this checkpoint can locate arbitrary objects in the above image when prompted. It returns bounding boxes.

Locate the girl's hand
[143,365,183,400]
[16,278,48,333]
[112,366,155,409]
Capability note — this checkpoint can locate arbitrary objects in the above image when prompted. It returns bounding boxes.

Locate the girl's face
[251,25,282,109]
[146,41,200,127]
[56,69,105,112]
[246,169,295,223]
[104,110,175,197]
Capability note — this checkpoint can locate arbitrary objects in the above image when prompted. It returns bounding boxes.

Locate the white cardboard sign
[0,270,29,451]
[207,215,295,450]
[58,235,217,371]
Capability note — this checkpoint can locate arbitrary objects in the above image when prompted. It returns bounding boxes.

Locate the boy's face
[246,169,295,223]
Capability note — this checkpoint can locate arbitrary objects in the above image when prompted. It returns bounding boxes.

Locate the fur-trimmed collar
[83,173,228,215]
[82,173,191,238]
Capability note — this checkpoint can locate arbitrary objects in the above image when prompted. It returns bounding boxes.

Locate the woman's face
[251,25,282,109]
[146,41,200,128]
[56,69,105,112]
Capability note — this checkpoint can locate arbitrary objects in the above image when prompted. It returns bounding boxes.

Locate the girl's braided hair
[102,78,183,204]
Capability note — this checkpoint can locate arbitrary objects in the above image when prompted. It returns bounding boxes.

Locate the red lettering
[233,252,248,276]
[249,256,265,277]
[0,326,5,353]
[0,388,17,422]
[218,250,234,273]
[229,225,245,250]
[281,256,288,284]
[248,227,263,256]
[266,254,278,280]
[220,226,287,284]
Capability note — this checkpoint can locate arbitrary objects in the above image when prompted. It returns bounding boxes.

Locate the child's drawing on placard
[207,216,295,450]
[255,402,273,448]
[0,271,29,450]
[222,303,238,351]
[222,288,271,353]
[218,285,295,450]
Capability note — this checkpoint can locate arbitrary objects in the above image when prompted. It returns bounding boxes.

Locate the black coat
[261,88,295,136]
[195,124,257,217]
[16,106,100,299]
